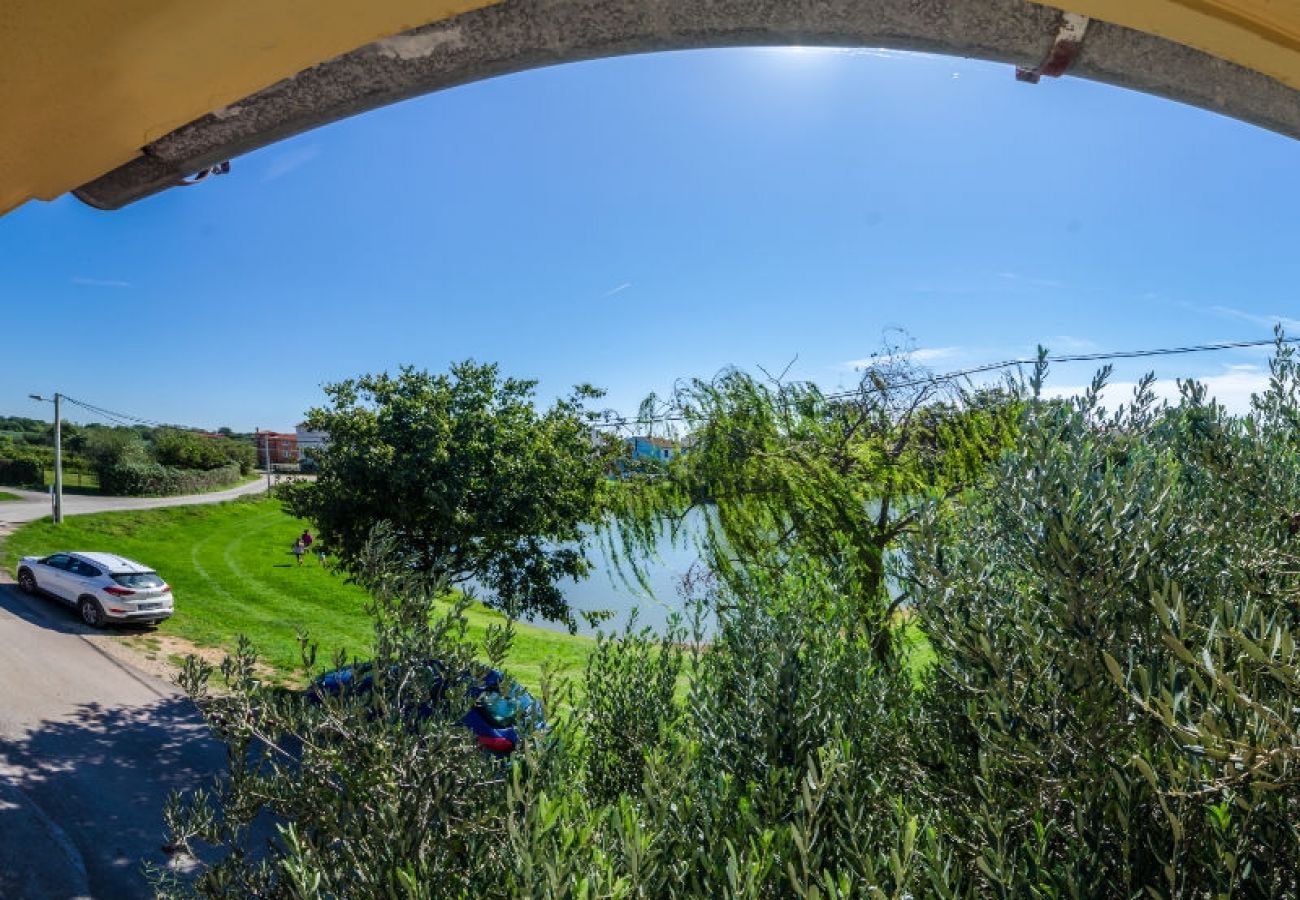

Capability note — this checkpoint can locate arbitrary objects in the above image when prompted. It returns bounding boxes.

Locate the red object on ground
[475,734,515,754]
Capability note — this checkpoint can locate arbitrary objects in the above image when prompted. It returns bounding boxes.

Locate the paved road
[0,580,227,898]
[0,481,287,897]
[0,476,273,529]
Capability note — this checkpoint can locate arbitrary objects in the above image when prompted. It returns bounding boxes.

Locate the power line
[592,335,1300,430]
[61,395,173,428]
[59,396,327,445]
[52,333,1300,436]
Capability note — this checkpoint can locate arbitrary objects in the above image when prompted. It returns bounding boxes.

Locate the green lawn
[0,497,593,688]
[43,468,100,492]
[0,491,20,502]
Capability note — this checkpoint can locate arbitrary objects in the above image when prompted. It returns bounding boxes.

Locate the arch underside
[75,0,1300,210]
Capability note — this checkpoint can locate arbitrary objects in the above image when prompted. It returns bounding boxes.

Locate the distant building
[626,435,680,462]
[295,423,329,461]
[255,431,298,465]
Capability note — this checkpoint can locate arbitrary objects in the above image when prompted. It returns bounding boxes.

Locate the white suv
[16,551,174,627]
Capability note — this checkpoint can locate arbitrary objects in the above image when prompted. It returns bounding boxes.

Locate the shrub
[97,462,241,497]
[220,438,258,475]
[156,554,523,898]
[0,458,42,487]
[84,428,148,468]
[901,355,1300,893]
[153,430,256,473]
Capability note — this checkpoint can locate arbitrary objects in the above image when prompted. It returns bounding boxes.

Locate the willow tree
[607,354,1017,659]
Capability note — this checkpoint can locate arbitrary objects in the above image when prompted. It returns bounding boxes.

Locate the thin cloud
[1042,365,1271,415]
[1209,304,1300,331]
[601,282,632,298]
[998,271,1064,289]
[909,346,961,363]
[262,145,321,183]
[1041,335,1099,353]
[842,346,960,369]
[71,276,130,288]
[910,284,981,296]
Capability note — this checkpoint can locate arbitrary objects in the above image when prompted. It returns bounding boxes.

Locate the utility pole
[258,427,272,491]
[29,392,63,524]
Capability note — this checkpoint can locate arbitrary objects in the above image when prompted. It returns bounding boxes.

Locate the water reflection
[536,508,709,637]
[524,506,903,638]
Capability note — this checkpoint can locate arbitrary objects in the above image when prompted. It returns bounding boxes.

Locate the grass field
[42,468,99,492]
[0,491,19,502]
[0,497,593,688]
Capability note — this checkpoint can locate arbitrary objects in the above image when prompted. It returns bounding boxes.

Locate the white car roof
[68,552,155,574]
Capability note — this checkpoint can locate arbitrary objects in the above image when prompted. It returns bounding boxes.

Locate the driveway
[0,479,287,897]
[0,579,228,898]
[0,477,273,529]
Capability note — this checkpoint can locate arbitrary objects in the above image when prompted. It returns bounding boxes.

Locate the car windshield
[112,571,164,588]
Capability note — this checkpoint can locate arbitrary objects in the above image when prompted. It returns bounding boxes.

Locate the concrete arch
[76,0,1300,209]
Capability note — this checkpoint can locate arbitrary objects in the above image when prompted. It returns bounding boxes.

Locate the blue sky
[2,46,1297,430]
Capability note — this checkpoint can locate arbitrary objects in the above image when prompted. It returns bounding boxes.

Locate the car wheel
[17,569,36,594]
[79,597,105,628]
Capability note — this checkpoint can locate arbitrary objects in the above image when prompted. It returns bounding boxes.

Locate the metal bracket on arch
[178,160,232,187]
[1016,12,1091,83]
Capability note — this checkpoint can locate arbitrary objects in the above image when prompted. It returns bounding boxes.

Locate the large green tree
[283,362,611,623]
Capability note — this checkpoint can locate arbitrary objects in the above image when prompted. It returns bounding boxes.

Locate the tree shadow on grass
[0,696,228,898]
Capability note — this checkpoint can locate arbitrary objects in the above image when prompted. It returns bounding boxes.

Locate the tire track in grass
[221,517,319,667]
[220,512,311,625]
[223,512,329,627]
[169,508,270,651]
[189,528,240,621]
[218,511,369,670]
[179,507,307,667]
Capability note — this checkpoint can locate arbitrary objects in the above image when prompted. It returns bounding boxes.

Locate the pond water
[527,508,712,638]
[508,504,908,639]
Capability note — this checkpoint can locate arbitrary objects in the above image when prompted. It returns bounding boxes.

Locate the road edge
[0,760,91,900]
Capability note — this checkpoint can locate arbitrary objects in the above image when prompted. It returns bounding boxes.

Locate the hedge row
[0,458,43,487]
[96,462,242,497]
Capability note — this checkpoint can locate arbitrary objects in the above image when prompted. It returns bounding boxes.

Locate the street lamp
[29,392,63,524]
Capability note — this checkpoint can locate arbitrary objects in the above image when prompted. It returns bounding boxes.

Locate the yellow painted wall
[0,0,498,214]
[1035,1,1300,88]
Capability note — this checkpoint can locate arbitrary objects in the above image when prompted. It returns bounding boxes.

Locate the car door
[64,558,103,600]
[34,553,74,601]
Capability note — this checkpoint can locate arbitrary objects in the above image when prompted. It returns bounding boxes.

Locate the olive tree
[901,338,1300,894]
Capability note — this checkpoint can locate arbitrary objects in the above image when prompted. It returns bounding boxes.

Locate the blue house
[625,435,679,462]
